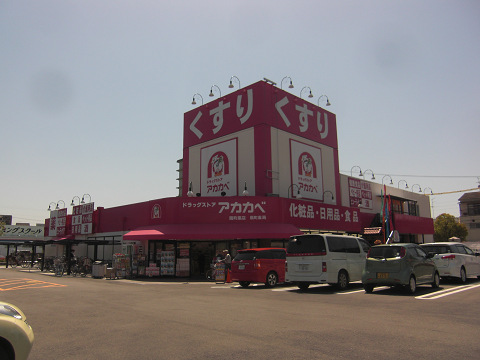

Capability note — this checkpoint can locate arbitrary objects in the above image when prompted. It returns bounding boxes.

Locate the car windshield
[233,252,256,261]
[287,235,326,254]
[420,245,451,255]
[368,246,404,259]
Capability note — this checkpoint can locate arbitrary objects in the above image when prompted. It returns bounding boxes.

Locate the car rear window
[368,246,404,259]
[420,245,451,254]
[287,235,326,254]
[327,237,361,253]
[233,252,256,261]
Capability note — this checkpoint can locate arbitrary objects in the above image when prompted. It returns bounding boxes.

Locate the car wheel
[265,272,278,287]
[239,281,250,288]
[432,271,440,288]
[364,285,374,293]
[406,275,416,294]
[298,282,310,291]
[460,267,467,284]
[337,270,349,290]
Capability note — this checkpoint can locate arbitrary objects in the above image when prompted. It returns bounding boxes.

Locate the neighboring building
[458,192,480,242]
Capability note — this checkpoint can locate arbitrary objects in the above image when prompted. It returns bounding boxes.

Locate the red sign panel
[184,81,337,149]
[348,177,373,210]
[72,202,94,235]
[147,196,362,233]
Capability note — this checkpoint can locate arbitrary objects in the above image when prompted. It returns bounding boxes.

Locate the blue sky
[1,0,479,225]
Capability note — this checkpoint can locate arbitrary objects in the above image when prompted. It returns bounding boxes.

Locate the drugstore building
[44,79,434,278]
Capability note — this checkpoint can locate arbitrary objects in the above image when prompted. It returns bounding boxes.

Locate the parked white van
[285,234,370,290]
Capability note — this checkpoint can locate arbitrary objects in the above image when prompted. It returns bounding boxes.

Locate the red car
[231,248,286,287]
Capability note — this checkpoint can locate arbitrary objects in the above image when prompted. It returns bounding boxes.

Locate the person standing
[223,250,231,270]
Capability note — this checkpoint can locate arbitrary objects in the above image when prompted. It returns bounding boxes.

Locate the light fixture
[423,187,433,195]
[363,169,375,180]
[287,184,302,199]
[397,180,409,189]
[323,190,334,202]
[209,85,221,98]
[263,77,277,86]
[191,93,203,105]
[81,194,91,204]
[71,196,81,206]
[55,200,66,210]
[382,175,393,185]
[350,166,363,177]
[318,95,331,106]
[411,184,422,193]
[187,182,194,197]
[228,76,241,89]
[47,202,57,211]
[280,76,294,89]
[242,182,249,196]
[300,86,314,99]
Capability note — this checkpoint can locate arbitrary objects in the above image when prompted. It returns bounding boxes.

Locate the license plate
[238,264,245,270]
[299,264,309,271]
[377,272,389,279]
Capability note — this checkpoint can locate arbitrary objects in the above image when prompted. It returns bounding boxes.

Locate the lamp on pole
[411,184,422,193]
[81,194,91,204]
[47,202,57,211]
[280,76,294,89]
[423,187,433,195]
[288,184,302,199]
[242,182,249,196]
[322,190,334,202]
[397,180,409,189]
[363,169,375,180]
[55,200,66,210]
[187,182,194,197]
[228,75,241,89]
[300,86,314,99]
[191,93,203,105]
[209,85,221,98]
[317,95,331,106]
[350,166,363,177]
[382,175,393,185]
[71,196,81,206]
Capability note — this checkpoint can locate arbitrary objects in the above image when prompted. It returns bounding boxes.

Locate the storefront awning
[393,213,434,234]
[123,223,302,241]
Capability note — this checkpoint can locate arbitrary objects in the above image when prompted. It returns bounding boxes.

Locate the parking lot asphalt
[1,267,480,360]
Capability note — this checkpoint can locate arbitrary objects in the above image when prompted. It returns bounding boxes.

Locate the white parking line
[416,283,480,300]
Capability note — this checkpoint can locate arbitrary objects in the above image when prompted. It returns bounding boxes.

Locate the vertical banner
[201,139,237,196]
[49,208,67,237]
[72,202,94,235]
[290,140,323,201]
[348,177,373,209]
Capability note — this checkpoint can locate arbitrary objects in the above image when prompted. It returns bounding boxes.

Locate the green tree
[434,213,468,242]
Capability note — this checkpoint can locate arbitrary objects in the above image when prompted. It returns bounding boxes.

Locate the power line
[341,171,479,179]
[430,188,480,196]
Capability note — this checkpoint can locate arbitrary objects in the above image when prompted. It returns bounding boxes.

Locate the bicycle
[54,257,65,277]
[78,257,93,277]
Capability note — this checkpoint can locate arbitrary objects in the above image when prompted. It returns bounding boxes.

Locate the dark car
[362,243,440,294]
[231,248,286,288]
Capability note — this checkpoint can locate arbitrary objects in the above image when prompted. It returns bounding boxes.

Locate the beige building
[458,192,480,242]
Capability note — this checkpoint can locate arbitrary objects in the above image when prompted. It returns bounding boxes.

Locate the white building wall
[187,128,256,196]
[271,128,337,200]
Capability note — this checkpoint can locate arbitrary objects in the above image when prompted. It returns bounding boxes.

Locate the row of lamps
[350,166,434,194]
[47,194,92,211]
[192,76,331,107]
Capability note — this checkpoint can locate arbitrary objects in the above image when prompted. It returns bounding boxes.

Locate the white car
[0,302,34,360]
[420,242,480,283]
